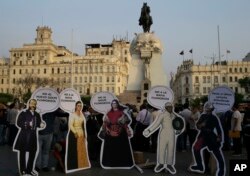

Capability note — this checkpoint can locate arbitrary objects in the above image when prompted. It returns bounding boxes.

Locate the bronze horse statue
[139,3,153,33]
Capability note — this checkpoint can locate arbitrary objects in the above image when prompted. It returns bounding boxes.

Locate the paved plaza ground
[0,144,247,176]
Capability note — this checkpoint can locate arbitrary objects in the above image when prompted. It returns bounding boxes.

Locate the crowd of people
[0,99,250,174]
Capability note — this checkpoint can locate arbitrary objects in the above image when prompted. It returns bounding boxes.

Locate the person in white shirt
[134,104,152,151]
[178,103,191,151]
[231,104,243,155]
[187,105,200,148]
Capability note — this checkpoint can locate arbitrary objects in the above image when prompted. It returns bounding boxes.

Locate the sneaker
[154,164,164,172]
[190,165,204,174]
[166,165,176,174]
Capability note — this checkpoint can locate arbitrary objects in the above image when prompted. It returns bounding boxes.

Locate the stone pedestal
[125,32,167,105]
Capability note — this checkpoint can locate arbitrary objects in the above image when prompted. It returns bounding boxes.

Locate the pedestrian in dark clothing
[36,108,68,172]
[0,105,7,145]
[86,114,101,161]
[221,110,233,151]
[242,107,250,161]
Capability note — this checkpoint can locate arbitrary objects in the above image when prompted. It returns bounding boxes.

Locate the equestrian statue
[139,3,153,33]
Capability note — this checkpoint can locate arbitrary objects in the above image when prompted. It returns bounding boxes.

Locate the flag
[179,50,184,55]
[226,50,230,54]
[189,49,193,54]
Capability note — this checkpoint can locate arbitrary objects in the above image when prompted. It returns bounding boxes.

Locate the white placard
[147,85,174,110]
[31,87,60,113]
[60,88,80,113]
[208,86,235,112]
[90,92,117,114]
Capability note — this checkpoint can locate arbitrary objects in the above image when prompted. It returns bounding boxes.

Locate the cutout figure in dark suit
[13,99,45,176]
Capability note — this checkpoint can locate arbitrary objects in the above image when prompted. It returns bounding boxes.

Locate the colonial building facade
[0,26,131,99]
[171,59,250,104]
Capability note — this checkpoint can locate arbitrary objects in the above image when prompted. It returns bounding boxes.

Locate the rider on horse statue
[139,3,153,33]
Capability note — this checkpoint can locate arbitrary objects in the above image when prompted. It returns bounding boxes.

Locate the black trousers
[244,135,250,161]
[19,150,36,173]
[232,132,242,154]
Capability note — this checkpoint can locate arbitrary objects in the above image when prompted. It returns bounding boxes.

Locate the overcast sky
[1,0,250,78]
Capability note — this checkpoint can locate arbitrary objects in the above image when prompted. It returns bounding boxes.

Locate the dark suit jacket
[14,110,42,152]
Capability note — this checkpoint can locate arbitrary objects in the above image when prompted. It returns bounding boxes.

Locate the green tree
[22,89,32,103]
[234,93,244,105]
[0,93,14,104]
[190,96,208,108]
[81,95,91,106]
[238,77,250,93]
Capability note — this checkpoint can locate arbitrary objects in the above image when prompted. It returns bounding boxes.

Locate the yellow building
[0,58,9,94]
[0,26,131,99]
[171,59,250,104]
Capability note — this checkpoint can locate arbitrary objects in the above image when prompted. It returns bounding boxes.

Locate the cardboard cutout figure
[189,102,225,176]
[143,86,185,174]
[13,99,46,176]
[208,85,235,113]
[189,86,234,176]
[143,102,184,174]
[90,92,135,169]
[61,88,91,173]
[13,87,60,176]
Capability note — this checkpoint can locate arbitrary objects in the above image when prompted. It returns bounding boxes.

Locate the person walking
[231,104,243,156]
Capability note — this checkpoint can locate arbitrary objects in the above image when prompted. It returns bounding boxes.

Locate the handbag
[229,130,240,138]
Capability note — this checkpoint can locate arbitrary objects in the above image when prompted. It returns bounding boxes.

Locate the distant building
[171,59,250,104]
[0,58,9,94]
[0,26,131,99]
[243,52,250,61]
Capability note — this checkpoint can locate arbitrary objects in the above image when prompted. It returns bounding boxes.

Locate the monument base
[117,90,141,106]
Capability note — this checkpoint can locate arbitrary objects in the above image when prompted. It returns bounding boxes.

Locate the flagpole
[218,25,221,65]
[217,25,221,85]
[190,49,193,60]
[180,50,184,62]
[226,50,228,60]
[71,29,74,88]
